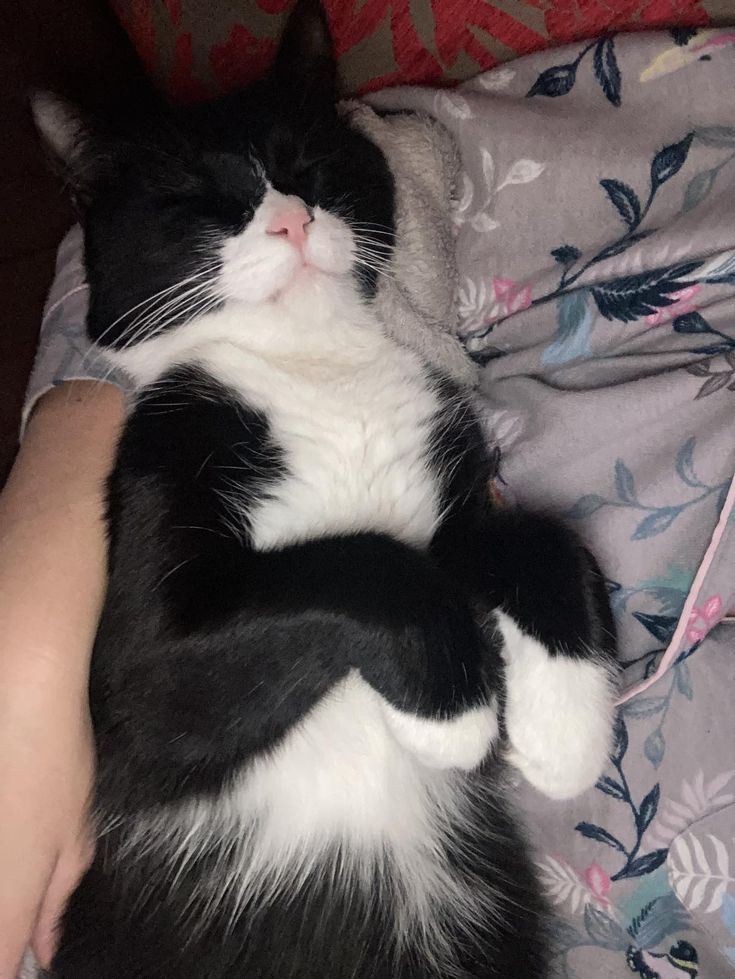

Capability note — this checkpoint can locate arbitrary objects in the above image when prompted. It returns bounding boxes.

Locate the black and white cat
[34,2,617,975]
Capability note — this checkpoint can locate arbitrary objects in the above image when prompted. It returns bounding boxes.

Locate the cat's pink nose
[266,202,312,249]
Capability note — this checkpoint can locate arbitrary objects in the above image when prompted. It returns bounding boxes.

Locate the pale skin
[0,381,123,978]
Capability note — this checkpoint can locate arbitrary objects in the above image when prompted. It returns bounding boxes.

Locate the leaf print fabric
[368,28,735,702]
[365,27,735,978]
[669,828,734,913]
[527,36,624,105]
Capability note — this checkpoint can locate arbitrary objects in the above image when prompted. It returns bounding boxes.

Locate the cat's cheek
[304,223,354,277]
[305,235,354,276]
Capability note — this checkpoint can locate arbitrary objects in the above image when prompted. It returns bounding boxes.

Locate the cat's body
[118,282,447,552]
[34,3,617,975]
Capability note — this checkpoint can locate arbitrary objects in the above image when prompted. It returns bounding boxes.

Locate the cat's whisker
[354,261,396,283]
[350,238,395,259]
[123,292,218,350]
[121,281,214,344]
[349,224,397,240]
[79,288,220,402]
[354,250,393,269]
[89,264,219,351]
[123,266,220,331]
[115,277,218,346]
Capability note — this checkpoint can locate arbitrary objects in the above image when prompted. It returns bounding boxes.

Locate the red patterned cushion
[111,0,713,102]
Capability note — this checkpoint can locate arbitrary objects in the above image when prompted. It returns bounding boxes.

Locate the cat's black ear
[31,91,99,208]
[273,0,336,95]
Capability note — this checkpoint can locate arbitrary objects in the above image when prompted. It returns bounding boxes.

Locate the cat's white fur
[496,612,616,800]
[110,190,613,956]
[120,673,503,965]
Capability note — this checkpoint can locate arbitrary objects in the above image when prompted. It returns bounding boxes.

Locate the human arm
[0,380,123,976]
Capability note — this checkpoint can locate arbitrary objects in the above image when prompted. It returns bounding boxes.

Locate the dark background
[0,0,144,486]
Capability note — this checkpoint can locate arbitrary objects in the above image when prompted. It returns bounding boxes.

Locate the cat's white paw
[496,612,616,801]
[381,700,499,770]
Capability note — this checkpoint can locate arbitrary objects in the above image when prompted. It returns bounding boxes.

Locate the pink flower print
[644,284,701,326]
[583,863,611,908]
[686,594,723,644]
[492,276,532,316]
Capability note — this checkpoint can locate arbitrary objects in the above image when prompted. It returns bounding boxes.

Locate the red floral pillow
[111,0,714,103]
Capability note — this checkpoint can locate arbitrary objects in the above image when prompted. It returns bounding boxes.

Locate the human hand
[0,668,95,977]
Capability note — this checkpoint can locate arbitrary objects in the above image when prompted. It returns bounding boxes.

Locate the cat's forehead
[178,83,328,143]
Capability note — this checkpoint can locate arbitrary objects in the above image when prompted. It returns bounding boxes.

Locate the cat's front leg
[367,602,503,773]
[494,609,617,800]
[433,509,619,800]
[333,537,504,773]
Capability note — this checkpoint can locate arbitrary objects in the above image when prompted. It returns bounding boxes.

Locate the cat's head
[32,0,395,349]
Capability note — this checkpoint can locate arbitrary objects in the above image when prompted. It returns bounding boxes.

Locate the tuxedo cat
[34,2,617,975]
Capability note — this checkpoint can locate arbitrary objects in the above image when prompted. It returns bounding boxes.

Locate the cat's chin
[268,263,354,306]
[222,260,352,310]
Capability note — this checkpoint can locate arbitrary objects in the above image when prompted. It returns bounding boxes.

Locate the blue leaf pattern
[542,290,593,365]
[630,894,692,948]
[635,784,660,834]
[682,168,717,211]
[673,311,714,335]
[551,244,581,265]
[593,38,622,107]
[600,178,640,228]
[597,775,627,800]
[591,229,651,264]
[623,697,667,719]
[566,493,607,518]
[527,63,577,98]
[575,822,627,851]
[633,612,678,644]
[614,849,669,880]
[672,669,692,708]
[675,437,700,487]
[644,587,687,617]
[611,715,629,764]
[632,508,679,540]
[722,894,735,937]
[591,262,701,323]
[584,905,630,950]
[644,729,665,768]
[650,134,694,189]
[615,459,637,503]
[527,38,623,106]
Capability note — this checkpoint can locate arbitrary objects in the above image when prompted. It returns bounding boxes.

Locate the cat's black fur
[35,2,617,976]
[56,371,557,979]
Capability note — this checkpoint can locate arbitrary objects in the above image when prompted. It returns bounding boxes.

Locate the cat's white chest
[117,297,444,549]
[249,358,441,550]
[198,322,443,550]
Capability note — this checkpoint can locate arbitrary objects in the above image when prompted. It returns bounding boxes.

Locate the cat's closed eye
[144,189,252,241]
